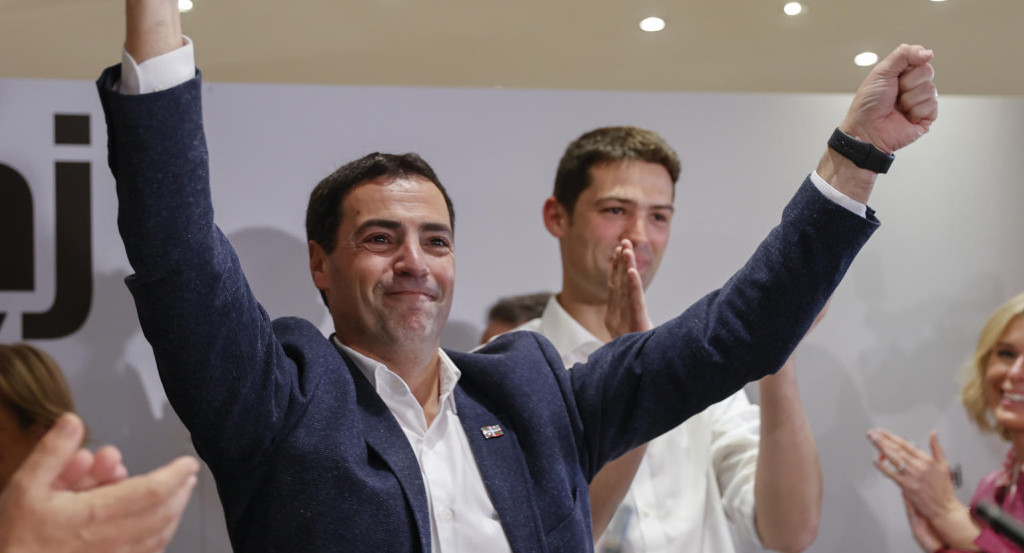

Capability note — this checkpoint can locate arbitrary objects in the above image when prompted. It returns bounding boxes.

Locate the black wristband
[827,128,894,174]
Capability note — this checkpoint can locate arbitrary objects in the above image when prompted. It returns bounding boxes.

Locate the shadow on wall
[857,272,1013,426]
[796,265,1013,553]
[68,227,331,553]
[230,227,327,324]
[441,319,481,353]
[70,269,220,553]
[798,345,887,553]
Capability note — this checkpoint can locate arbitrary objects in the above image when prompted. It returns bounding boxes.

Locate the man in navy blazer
[97,2,937,552]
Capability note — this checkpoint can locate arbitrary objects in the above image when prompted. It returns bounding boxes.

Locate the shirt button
[640,508,653,518]
[424,436,435,448]
[441,508,454,520]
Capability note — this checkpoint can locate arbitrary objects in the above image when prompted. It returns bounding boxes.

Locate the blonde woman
[869,292,1024,552]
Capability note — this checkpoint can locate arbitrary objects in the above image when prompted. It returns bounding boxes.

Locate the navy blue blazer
[98,66,877,553]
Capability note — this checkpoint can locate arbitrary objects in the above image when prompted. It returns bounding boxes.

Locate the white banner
[2,75,1023,552]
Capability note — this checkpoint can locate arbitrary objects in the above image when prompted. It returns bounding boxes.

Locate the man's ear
[309,241,329,291]
[543,197,570,238]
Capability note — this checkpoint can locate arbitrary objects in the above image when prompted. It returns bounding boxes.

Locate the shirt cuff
[809,170,868,219]
[117,36,196,95]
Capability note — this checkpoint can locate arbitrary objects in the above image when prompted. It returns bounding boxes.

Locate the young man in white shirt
[520,126,825,552]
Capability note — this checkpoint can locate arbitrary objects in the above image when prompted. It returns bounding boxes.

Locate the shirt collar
[332,336,461,415]
[533,295,604,367]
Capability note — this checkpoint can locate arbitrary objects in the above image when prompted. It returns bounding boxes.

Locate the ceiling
[1,0,1021,96]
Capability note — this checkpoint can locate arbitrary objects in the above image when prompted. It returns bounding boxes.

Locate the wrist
[815,149,877,205]
[931,502,981,550]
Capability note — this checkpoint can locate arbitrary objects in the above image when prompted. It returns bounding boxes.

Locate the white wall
[1,75,1022,552]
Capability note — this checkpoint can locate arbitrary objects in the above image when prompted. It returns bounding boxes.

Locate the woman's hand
[868,429,980,550]
[903,493,946,552]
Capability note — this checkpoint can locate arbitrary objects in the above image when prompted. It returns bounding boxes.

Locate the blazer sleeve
[97,65,320,477]
[568,178,878,477]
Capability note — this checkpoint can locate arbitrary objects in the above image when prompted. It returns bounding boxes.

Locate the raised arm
[590,239,654,539]
[99,0,314,479]
[125,0,183,63]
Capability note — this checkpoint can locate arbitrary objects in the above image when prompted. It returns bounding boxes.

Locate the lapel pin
[481,425,504,439]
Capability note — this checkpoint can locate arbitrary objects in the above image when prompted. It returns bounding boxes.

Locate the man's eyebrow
[595,196,675,212]
[352,219,453,236]
[353,219,401,235]
[421,222,453,235]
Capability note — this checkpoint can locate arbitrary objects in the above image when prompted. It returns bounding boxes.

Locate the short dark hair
[306,152,455,254]
[487,292,552,326]
[553,126,681,215]
[305,152,455,306]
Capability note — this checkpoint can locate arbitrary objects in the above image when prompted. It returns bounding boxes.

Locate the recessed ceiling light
[854,52,879,67]
[639,17,666,32]
[783,2,803,16]
[178,0,194,13]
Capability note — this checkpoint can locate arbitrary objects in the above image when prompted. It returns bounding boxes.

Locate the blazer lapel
[454,386,546,553]
[343,354,433,553]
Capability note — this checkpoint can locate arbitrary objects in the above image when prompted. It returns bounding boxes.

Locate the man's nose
[394,239,428,277]
[623,215,648,245]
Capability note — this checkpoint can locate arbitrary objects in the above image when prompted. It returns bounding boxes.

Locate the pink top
[939,450,1024,553]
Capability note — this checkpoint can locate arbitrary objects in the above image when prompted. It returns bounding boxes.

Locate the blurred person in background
[0,343,79,491]
[479,292,552,344]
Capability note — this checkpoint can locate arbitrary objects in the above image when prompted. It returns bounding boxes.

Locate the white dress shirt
[516,297,763,553]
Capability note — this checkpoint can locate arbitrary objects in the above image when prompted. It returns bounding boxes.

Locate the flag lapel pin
[481,425,504,439]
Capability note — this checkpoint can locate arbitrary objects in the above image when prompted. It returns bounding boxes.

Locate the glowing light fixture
[639,17,666,32]
[929,0,947,2]
[854,51,879,67]
[783,2,803,15]
[179,0,194,13]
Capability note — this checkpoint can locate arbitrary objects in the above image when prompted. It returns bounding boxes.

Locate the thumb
[12,412,85,492]
[929,430,947,463]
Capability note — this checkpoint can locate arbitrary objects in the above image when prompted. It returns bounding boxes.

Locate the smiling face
[985,315,1024,435]
[546,160,674,303]
[310,175,455,358]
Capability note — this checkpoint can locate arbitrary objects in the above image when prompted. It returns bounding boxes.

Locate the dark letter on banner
[22,162,93,339]
[0,164,35,291]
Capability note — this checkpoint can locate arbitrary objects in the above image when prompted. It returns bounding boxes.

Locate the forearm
[125,0,184,63]
[753,359,822,553]
[588,445,646,540]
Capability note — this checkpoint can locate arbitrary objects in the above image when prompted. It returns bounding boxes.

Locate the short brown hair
[487,292,552,327]
[960,292,1024,438]
[0,344,77,432]
[553,126,681,215]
